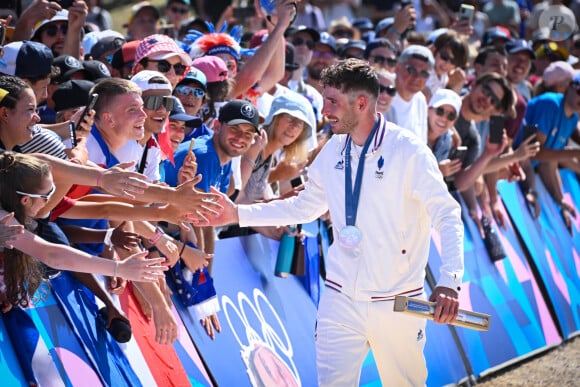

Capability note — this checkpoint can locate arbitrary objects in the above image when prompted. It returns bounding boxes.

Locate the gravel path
[475,336,580,386]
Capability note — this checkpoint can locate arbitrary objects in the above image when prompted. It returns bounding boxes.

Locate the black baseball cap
[218,99,261,133]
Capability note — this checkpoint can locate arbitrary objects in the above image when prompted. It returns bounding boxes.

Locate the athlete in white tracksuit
[203,59,464,386]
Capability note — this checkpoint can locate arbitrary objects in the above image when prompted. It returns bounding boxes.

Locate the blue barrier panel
[49,272,142,387]
[499,179,580,339]
[22,282,103,386]
[176,234,318,386]
[428,191,561,378]
[0,310,30,386]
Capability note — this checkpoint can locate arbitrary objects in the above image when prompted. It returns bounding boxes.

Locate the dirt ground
[474,336,580,386]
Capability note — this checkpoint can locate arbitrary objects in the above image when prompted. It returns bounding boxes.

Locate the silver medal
[338,225,362,248]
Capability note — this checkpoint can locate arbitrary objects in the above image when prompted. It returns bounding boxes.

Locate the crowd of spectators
[0,0,579,378]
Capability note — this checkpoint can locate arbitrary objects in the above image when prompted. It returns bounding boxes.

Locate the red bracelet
[148,227,164,245]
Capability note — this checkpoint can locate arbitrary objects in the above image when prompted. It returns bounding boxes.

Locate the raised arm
[4,224,165,282]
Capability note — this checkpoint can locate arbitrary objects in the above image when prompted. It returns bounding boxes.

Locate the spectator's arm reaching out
[227,0,296,98]
[63,0,87,59]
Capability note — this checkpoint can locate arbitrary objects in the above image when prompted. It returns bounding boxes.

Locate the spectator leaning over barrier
[0,152,166,311]
[522,72,580,233]
[452,73,513,235]
[0,42,91,161]
[163,99,260,331]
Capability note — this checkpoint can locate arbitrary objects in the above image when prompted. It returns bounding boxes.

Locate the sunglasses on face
[143,95,175,111]
[379,84,397,96]
[16,182,56,201]
[434,106,457,121]
[313,50,335,59]
[149,59,187,75]
[333,29,354,38]
[170,6,188,14]
[439,51,457,66]
[481,84,502,109]
[44,24,68,37]
[343,53,364,60]
[291,36,315,50]
[176,85,205,98]
[405,64,430,79]
[371,55,397,67]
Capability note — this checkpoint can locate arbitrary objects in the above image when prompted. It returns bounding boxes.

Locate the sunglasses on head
[44,24,68,37]
[292,36,315,50]
[143,95,175,111]
[371,55,397,67]
[405,64,430,79]
[481,84,502,109]
[379,84,396,96]
[439,51,457,66]
[176,85,205,98]
[149,59,187,75]
[16,182,56,201]
[170,6,188,14]
[434,106,457,121]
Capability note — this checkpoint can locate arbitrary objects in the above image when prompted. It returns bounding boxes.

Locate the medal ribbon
[345,116,380,226]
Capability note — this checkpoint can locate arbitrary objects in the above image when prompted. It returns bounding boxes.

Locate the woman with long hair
[238,93,312,204]
[0,152,166,309]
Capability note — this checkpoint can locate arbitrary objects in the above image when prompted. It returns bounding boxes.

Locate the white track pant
[316,289,427,387]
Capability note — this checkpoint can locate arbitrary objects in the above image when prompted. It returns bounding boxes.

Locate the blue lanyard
[344,118,380,226]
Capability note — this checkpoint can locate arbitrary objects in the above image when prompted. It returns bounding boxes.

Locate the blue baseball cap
[317,32,337,53]
[375,17,393,35]
[179,67,207,89]
[352,17,374,32]
[169,97,201,127]
[505,39,536,59]
[0,41,54,79]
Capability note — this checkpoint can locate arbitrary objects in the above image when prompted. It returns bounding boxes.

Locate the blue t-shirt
[162,134,231,193]
[183,123,213,143]
[525,92,578,150]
